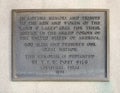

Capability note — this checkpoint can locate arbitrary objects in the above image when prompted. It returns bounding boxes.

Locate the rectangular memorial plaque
[12,9,109,81]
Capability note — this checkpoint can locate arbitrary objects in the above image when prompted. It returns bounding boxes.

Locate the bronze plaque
[12,9,109,81]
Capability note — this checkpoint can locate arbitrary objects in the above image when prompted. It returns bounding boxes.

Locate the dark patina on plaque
[12,9,109,81]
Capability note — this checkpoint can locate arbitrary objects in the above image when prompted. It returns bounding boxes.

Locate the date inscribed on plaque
[12,9,109,81]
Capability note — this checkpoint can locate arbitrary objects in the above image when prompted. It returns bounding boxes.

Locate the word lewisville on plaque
[12,9,109,81]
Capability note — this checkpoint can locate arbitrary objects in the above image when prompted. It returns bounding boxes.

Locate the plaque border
[12,9,109,81]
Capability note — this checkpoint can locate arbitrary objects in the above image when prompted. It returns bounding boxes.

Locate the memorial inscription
[12,9,109,81]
